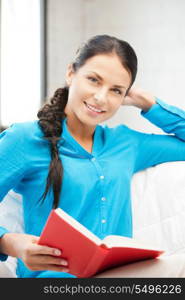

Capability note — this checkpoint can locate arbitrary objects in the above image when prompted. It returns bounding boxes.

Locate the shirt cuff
[0,227,10,261]
[140,98,185,131]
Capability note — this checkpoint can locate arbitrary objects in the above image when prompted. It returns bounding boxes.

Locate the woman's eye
[112,88,122,95]
[87,76,98,83]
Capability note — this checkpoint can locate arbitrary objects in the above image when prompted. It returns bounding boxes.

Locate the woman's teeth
[85,102,104,113]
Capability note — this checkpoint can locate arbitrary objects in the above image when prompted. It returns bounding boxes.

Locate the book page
[56,208,102,245]
[101,235,164,251]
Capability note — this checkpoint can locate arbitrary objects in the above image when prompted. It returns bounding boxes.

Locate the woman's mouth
[84,101,105,115]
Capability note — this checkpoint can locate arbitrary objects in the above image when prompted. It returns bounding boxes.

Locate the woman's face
[65,53,131,127]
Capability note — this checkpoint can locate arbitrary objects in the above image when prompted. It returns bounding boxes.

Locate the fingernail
[54,249,61,256]
[61,260,68,266]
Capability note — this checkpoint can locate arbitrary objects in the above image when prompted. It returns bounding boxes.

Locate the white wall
[47,0,85,94]
[0,0,43,127]
[47,0,185,133]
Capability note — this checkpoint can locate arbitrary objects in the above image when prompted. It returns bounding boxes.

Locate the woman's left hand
[122,87,156,112]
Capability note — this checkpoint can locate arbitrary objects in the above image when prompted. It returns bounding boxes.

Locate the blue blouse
[0,98,185,278]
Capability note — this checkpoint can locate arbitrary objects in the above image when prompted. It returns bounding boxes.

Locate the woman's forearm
[0,232,69,273]
[0,233,23,258]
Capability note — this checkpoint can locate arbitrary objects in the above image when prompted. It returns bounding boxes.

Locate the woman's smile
[83,101,106,117]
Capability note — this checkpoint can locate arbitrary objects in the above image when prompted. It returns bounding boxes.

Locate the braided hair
[37,34,138,208]
[37,87,68,208]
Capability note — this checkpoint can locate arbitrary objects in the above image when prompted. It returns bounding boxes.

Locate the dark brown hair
[37,34,138,208]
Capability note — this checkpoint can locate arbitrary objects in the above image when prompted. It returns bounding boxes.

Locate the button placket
[89,156,107,235]
[99,177,107,234]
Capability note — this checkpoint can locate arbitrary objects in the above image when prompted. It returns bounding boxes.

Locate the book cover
[38,208,164,277]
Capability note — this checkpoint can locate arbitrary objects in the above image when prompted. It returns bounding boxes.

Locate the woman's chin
[75,109,109,127]
[81,118,99,128]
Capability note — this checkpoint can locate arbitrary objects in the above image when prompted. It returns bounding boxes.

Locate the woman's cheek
[111,102,122,113]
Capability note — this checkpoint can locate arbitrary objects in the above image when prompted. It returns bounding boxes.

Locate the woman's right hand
[0,233,69,273]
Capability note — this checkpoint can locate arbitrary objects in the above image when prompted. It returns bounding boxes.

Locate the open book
[38,208,164,278]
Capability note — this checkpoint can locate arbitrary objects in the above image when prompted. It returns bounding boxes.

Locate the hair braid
[37,87,68,208]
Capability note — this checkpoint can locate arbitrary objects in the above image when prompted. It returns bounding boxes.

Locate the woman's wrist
[133,92,156,111]
[123,87,156,111]
[140,96,156,112]
[0,233,23,258]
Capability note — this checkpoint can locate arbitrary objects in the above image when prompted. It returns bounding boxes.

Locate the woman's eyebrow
[90,71,127,89]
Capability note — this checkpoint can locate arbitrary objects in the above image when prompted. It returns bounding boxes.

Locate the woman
[0,34,185,278]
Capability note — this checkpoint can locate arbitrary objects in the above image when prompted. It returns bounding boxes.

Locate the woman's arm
[0,233,69,272]
[0,123,28,262]
[123,87,156,112]
[123,87,185,173]
[0,124,68,272]
[123,87,185,140]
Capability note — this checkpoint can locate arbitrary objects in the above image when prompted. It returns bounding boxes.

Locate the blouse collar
[61,117,104,158]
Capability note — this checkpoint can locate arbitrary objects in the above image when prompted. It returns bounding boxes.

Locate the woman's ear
[65,64,75,86]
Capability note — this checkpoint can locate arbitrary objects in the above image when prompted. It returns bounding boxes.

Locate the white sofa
[0,190,23,277]
[132,161,185,255]
[0,161,185,277]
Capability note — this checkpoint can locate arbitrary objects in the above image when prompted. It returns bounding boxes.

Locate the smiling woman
[1,34,185,278]
[38,35,137,209]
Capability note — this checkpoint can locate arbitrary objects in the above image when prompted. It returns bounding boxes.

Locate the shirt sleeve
[0,123,27,261]
[134,98,185,173]
[0,227,10,261]
[0,123,27,200]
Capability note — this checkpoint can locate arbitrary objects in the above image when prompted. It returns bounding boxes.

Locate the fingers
[23,252,69,272]
[25,256,69,272]
[19,235,70,272]
[37,245,62,256]
[33,264,69,273]
[20,234,63,257]
[22,244,69,272]
[36,254,68,266]
[25,243,62,257]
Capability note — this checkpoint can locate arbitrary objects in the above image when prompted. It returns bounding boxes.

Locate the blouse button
[100,175,104,180]
[91,157,96,162]
[101,197,106,201]
[101,219,106,223]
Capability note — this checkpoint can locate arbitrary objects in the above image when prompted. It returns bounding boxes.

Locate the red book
[38,208,164,278]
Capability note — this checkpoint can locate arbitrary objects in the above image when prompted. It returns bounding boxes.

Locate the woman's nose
[94,88,107,103]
